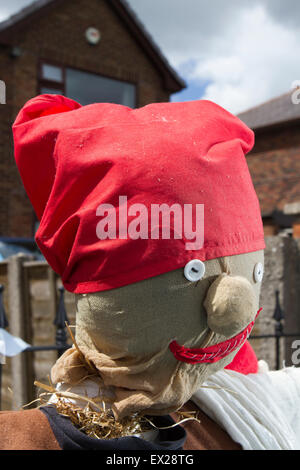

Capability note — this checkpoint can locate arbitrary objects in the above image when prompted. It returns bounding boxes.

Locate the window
[42,64,64,83]
[39,62,136,108]
[40,62,64,95]
[66,68,135,107]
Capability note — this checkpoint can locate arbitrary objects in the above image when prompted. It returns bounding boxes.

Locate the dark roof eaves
[237,90,292,119]
[0,0,52,32]
[250,116,300,133]
[237,90,300,131]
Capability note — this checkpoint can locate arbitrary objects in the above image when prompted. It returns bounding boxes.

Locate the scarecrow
[0,95,299,450]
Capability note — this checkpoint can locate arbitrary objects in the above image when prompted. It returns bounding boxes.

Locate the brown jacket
[0,401,241,450]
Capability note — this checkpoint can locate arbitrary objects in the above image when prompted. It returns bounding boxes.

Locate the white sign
[0,328,31,359]
[0,329,5,364]
[85,27,101,45]
[0,80,5,104]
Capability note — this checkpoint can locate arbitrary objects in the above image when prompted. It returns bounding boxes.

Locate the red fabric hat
[13,94,265,293]
[225,340,259,375]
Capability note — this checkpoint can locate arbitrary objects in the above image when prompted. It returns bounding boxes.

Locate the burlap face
[51,251,264,419]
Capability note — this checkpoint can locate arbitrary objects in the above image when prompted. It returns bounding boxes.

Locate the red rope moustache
[169,308,262,364]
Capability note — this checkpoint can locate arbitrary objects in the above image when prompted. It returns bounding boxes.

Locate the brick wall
[0,0,172,239]
[246,123,300,217]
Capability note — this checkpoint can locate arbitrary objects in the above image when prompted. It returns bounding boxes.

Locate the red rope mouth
[169,308,262,364]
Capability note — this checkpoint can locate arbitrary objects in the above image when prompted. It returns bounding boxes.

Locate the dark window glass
[66,68,136,107]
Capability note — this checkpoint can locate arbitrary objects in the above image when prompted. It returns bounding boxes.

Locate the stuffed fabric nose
[203,273,256,338]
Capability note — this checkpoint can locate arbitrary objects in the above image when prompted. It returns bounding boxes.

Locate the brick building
[238,90,300,238]
[0,0,185,243]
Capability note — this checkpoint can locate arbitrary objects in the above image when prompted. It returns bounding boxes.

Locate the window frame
[38,59,138,108]
[38,59,66,95]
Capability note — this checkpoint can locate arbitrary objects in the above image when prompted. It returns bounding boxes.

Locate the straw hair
[25,379,201,440]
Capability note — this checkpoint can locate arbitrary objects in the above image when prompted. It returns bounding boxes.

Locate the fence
[0,255,299,411]
[0,254,74,410]
[0,283,70,410]
[250,289,300,370]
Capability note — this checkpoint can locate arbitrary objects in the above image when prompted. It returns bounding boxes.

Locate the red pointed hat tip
[40,104,73,117]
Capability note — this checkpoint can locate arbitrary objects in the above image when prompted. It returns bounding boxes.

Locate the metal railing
[250,289,300,370]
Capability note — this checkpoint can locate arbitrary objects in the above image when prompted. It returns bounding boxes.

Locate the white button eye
[184,259,205,282]
[253,262,264,283]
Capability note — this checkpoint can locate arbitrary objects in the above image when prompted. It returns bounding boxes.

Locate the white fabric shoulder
[191,363,300,450]
[267,366,300,447]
